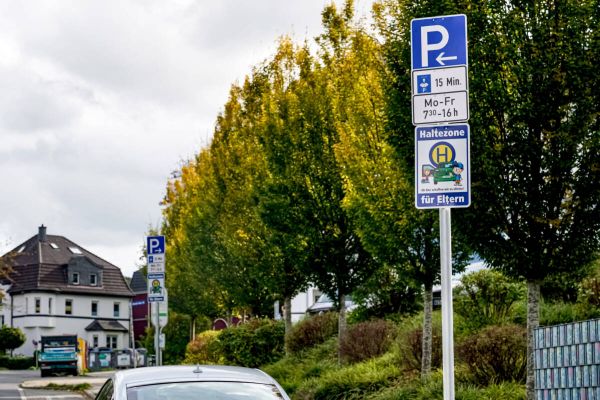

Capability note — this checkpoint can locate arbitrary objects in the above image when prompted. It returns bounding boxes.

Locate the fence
[534,319,600,400]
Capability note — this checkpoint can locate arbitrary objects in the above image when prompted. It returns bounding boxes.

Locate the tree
[257,34,378,356]
[462,1,600,397]
[376,2,600,395]
[0,326,26,355]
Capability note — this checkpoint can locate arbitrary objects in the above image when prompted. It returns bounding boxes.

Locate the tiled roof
[4,229,133,297]
[129,270,147,293]
[85,319,128,332]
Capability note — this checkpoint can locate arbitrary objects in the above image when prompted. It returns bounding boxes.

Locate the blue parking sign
[411,14,467,70]
[147,235,165,255]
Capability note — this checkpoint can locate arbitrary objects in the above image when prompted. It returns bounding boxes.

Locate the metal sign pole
[155,303,160,366]
[440,207,455,400]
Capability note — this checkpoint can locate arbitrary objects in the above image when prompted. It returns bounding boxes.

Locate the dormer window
[90,274,97,286]
[69,246,82,254]
[72,272,80,285]
[50,243,59,249]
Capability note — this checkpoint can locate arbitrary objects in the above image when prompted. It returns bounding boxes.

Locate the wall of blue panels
[534,319,600,400]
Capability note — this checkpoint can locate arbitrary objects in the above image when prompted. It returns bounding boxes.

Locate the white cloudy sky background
[0,1,374,277]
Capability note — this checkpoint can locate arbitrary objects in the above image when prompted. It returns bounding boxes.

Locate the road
[0,370,91,400]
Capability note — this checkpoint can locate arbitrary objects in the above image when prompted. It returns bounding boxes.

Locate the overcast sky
[0,1,374,277]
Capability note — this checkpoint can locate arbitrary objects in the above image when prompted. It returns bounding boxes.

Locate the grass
[44,383,92,392]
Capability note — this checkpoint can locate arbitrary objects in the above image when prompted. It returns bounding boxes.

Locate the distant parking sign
[147,236,165,255]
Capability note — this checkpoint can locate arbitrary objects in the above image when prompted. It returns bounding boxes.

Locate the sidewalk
[21,370,114,399]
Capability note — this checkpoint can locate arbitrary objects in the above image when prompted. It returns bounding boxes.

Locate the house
[0,225,134,356]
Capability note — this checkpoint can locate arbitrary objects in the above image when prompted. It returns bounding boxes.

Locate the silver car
[95,365,290,400]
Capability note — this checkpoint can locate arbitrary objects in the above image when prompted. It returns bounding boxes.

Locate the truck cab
[38,335,79,377]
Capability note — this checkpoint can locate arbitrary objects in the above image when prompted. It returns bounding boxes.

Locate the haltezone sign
[414,124,470,209]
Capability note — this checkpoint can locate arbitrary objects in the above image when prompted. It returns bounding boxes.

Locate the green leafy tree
[161,312,193,365]
[257,35,378,355]
[376,1,600,396]
[0,326,26,355]
[161,153,225,322]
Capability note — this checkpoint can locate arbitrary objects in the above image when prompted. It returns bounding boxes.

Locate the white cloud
[0,0,374,278]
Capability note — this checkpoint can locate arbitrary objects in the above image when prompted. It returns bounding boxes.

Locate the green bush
[285,312,338,354]
[184,330,221,364]
[293,353,401,400]
[397,323,442,372]
[0,326,26,353]
[364,372,525,400]
[218,318,284,368]
[262,337,338,395]
[456,324,527,385]
[0,356,36,370]
[454,270,525,332]
[340,319,396,364]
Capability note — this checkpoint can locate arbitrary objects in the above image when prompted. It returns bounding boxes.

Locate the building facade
[1,225,133,356]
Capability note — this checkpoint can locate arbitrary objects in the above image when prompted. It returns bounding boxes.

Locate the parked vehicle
[306,293,357,315]
[95,365,291,400]
[38,335,78,377]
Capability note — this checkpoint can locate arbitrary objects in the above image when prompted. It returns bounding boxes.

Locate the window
[65,299,73,315]
[50,243,59,249]
[68,246,82,254]
[48,298,53,315]
[35,298,41,314]
[92,335,99,348]
[72,272,79,285]
[90,273,97,286]
[96,378,114,400]
[91,301,98,317]
[25,298,29,313]
[106,335,117,349]
[113,302,120,317]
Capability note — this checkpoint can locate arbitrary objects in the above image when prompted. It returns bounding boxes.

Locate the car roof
[113,365,275,389]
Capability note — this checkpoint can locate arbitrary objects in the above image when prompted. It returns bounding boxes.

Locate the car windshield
[127,381,285,400]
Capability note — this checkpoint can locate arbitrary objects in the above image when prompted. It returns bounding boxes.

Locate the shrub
[0,326,26,353]
[0,356,35,370]
[293,353,400,400]
[218,318,284,367]
[184,330,221,364]
[456,324,526,385]
[454,269,525,332]
[285,312,338,354]
[262,338,338,395]
[398,324,442,372]
[365,371,525,400]
[340,319,396,364]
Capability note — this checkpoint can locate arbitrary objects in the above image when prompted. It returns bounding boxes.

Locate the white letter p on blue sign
[411,14,467,70]
[147,236,165,255]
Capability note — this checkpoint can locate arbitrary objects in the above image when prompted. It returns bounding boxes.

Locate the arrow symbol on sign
[436,52,457,65]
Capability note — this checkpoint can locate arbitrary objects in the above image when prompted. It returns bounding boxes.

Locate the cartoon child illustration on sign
[421,164,434,183]
[452,161,464,186]
[151,279,162,294]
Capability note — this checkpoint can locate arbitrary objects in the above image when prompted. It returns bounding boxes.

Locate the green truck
[38,335,79,377]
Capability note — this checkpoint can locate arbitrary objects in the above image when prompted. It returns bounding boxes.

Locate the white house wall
[290,287,322,322]
[8,290,131,357]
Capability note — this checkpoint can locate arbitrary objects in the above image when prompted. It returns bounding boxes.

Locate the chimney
[38,225,47,242]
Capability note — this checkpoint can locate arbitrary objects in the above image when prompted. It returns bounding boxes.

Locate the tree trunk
[526,280,541,400]
[284,296,293,335]
[338,293,347,364]
[421,283,433,380]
